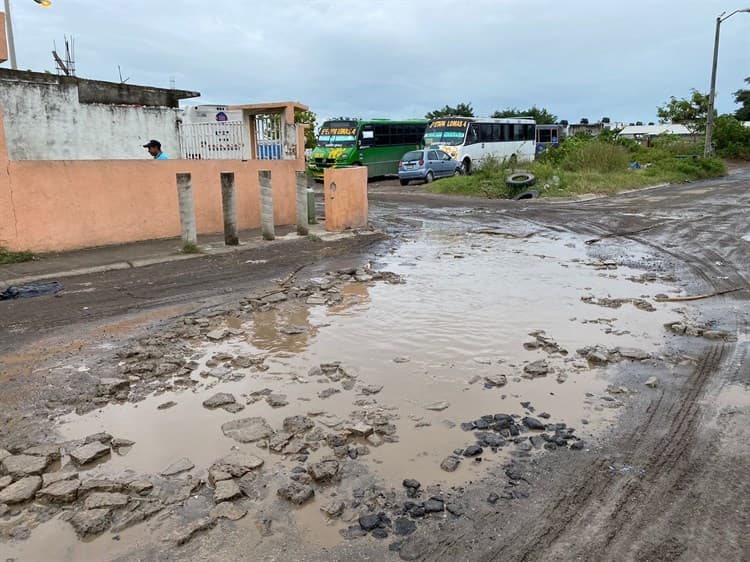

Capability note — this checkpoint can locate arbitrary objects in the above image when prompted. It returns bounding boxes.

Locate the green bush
[0,247,34,264]
[713,114,750,159]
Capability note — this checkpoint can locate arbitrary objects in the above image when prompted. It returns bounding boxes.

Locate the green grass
[180,242,202,254]
[428,136,727,199]
[0,247,35,265]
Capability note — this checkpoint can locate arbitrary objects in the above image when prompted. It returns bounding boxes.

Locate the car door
[437,150,454,176]
[427,150,440,176]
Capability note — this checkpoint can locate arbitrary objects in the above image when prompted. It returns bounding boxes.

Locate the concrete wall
[323,167,369,232]
[0,75,183,160]
[0,107,302,252]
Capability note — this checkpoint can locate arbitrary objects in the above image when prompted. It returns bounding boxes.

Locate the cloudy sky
[4,0,749,124]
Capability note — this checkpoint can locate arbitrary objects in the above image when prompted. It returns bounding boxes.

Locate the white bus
[423,117,536,174]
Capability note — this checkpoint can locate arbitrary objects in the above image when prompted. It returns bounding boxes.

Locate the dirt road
[1,168,748,561]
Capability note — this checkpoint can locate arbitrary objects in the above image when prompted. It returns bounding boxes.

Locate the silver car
[398,149,461,186]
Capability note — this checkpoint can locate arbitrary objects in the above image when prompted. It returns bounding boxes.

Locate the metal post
[259,170,275,241]
[4,0,17,70]
[176,173,197,246]
[704,16,721,158]
[295,170,309,235]
[220,172,238,245]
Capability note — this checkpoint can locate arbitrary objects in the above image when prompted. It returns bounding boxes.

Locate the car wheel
[399,179,409,186]
[425,171,434,184]
[462,159,472,175]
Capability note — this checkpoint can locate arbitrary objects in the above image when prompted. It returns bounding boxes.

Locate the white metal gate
[254,114,282,160]
[180,122,250,160]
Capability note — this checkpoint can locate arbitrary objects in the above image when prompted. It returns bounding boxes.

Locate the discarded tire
[506,172,536,188]
[513,189,539,200]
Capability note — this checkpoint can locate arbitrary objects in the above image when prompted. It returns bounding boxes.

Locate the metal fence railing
[180,121,250,160]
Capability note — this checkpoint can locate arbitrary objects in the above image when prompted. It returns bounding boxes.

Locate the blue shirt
[154,152,169,160]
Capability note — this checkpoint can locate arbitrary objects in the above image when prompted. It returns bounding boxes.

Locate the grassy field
[429,134,727,199]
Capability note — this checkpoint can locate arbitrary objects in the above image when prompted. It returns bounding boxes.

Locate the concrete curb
[0,229,379,288]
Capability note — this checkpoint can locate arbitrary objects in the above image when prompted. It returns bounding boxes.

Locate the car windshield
[423,118,469,146]
[402,151,423,162]
[317,121,357,147]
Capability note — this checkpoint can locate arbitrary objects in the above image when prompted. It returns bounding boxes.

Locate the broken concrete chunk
[266,394,289,408]
[84,432,114,444]
[69,442,111,466]
[644,376,659,388]
[222,417,273,443]
[282,415,315,434]
[2,454,50,477]
[214,451,264,477]
[424,401,450,412]
[349,423,374,437]
[307,460,340,482]
[277,481,314,505]
[0,476,42,503]
[84,492,129,509]
[320,500,345,518]
[206,329,230,341]
[160,457,195,476]
[440,457,460,472]
[42,471,78,487]
[202,392,237,409]
[210,502,247,521]
[484,374,507,387]
[68,508,112,538]
[523,360,549,377]
[37,479,80,503]
[213,479,242,503]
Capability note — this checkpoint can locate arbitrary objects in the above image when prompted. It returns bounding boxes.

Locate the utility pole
[3,0,17,69]
[704,8,750,158]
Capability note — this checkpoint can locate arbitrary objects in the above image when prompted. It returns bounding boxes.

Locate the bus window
[501,124,511,141]
[467,124,480,145]
[479,123,493,143]
[525,124,536,141]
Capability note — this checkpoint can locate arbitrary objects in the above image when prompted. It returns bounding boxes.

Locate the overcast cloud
[4,0,749,123]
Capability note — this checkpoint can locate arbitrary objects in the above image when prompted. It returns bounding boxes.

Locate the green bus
[308,118,428,179]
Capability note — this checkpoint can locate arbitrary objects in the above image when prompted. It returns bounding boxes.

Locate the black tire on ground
[425,171,434,184]
[513,189,540,200]
[462,159,472,175]
[400,179,409,186]
[506,172,537,188]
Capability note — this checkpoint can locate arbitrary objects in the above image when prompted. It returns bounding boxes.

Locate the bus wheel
[462,159,472,175]
[509,154,518,165]
[425,171,434,184]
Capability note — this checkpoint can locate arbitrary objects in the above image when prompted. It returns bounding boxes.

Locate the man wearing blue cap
[143,139,169,160]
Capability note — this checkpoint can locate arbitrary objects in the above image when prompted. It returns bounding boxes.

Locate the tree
[492,106,558,124]
[294,109,318,149]
[734,77,750,122]
[713,114,750,159]
[425,102,474,119]
[657,89,711,139]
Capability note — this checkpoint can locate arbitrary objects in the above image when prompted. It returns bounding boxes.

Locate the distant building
[618,123,693,145]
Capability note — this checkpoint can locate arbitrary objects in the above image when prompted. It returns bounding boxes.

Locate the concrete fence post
[295,170,309,236]
[176,173,197,246]
[258,170,275,241]
[220,172,239,246]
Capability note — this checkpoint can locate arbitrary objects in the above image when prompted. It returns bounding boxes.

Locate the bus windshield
[423,118,469,146]
[317,121,358,147]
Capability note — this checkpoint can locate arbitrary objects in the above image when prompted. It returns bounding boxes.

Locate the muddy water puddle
[13,226,686,557]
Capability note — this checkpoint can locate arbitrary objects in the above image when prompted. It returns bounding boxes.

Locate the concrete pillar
[176,173,197,246]
[295,170,309,236]
[220,172,239,246]
[259,170,275,241]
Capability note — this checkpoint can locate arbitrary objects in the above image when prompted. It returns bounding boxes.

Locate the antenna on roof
[117,65,130,84]
[52,36,75,76]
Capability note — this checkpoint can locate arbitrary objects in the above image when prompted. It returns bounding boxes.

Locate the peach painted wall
[0,109,303,252]
[323,167,369,232]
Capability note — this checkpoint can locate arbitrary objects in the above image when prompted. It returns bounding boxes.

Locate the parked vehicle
[398,149,461,185]
[307,119,428,179]
[535,124,565,157]
[423,116,536,174]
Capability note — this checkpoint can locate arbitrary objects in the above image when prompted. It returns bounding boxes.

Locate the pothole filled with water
[3,224,689,558]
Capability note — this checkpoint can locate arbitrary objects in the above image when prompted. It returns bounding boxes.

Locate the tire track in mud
[468,205,745,561]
